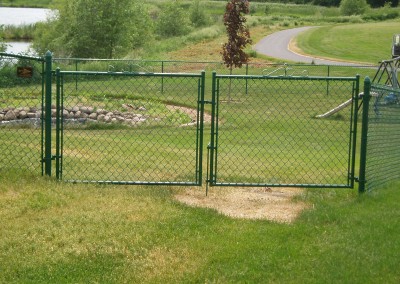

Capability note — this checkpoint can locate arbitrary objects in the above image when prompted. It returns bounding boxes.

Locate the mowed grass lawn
[295,21,400,64]
[1,170,400,283]
[1,61,399,283]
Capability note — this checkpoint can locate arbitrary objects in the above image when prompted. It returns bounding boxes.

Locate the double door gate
[1,53,361,188]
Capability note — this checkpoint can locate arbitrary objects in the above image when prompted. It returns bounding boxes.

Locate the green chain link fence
[208,73,360,188]
[358,57,400,191]
[3,51,399,191]
[359,81,400,191]
[54,70,205,185]
[53,58,377,78]
[0,53,45,174]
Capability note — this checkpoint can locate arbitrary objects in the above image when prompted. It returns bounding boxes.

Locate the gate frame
[43,51,53,176]
[54,68,206,186]
[207,71,361,189]
[0,51,50,175]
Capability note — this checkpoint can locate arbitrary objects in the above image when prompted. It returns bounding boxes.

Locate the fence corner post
[358,76,371,193]
[44,51,53,176]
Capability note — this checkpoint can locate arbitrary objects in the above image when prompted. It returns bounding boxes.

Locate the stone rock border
[0,104,148,126]
[0,103,212,127]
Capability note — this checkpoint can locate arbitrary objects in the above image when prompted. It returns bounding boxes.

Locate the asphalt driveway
[253,26,357,65]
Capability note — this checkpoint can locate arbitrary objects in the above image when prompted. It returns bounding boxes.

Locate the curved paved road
[253,26,356,65]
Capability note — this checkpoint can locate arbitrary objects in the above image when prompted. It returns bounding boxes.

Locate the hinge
[207,142,216,150]
[200,100,214,105]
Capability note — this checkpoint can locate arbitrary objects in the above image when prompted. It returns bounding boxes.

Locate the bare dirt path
[174,187,308,223]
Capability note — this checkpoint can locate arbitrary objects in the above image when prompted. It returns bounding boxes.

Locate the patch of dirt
[174,187,308,223]
[166,105,212,126]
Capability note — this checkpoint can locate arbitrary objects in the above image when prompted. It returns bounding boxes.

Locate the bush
[33,0,152,58]
[0,38,6,53]
[340,0,369,16]
[362,10,399,21]
[313,0,341,7]
[190,0,209,27]
[156,1,190,37]
[362,3,400,20]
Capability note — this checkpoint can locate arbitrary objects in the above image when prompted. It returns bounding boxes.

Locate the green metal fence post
[350,75,360,188]
[75,59,78,91]
[55,68,61,179]
[358,76,371,193]
[326,65,330,96]
[44,51,53,176]
[41,59,45,176]
[161,61,164,93]
[207,71,217,188]
[197,71,206,185]
[245,63,249,95]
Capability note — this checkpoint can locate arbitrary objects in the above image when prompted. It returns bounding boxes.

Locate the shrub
[0,38,6,53]
[362,3,400,20]
[156,1,190,37]
[340,0,369,16]
[190,0,209,27]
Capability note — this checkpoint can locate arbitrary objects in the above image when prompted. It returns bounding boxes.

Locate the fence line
[2,52,399,191]
[52,57,377,78]
[359,80,400,191]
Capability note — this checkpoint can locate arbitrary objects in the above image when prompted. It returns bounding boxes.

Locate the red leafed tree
[222,0,252,72]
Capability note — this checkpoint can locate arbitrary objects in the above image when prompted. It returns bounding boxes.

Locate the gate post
[350,75,361,188]
[44,51,53,176]
[207,71,217,189]
[358,76,371,193]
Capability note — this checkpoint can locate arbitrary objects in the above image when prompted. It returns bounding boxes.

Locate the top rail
[57,70,204,78]
[214,74,359,81]
[0,52,45,62]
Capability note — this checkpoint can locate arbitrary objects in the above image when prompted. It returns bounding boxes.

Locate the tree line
[1,0,398,57]
[244,0,398,8]
[32,0,209,58]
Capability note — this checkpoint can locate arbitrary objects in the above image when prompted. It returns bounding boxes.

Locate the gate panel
[0,53,45,174]
[209,74,359,188]
[56,71,205,185]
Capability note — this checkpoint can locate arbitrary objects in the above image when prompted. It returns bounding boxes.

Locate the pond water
[1,7,51,54]
[0,7,50,25]
[5,41,33,54]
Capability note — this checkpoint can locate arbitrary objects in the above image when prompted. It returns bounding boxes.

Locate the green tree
[0,41,6,53]
[156,0,190,37]
[0,30,7,52]
[34,0,152,58]
[367,0,399,7]
[190,0,208,27]
[313,0,341,7]
[0,25,7,52]
[340,0,369,15]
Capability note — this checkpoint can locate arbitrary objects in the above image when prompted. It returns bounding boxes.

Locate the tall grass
[0,0,51,8]
[0,24,36,40]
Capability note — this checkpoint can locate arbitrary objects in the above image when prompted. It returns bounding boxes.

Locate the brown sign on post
[17,66,33,78]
